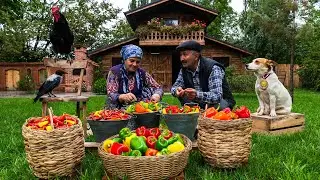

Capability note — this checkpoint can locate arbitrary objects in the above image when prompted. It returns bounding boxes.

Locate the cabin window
[73,69,86,76]
[164,18,179,26]
[211,57,230,67]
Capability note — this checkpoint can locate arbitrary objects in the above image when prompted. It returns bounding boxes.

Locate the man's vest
[181,57,235,108]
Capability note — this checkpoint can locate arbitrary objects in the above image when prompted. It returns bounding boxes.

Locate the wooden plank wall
[275,64,300,88]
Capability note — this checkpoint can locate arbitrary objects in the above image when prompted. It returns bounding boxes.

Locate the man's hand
[119,93,137,104]
[176,87,185,97]
[150,94,161,102]
[184,88,197,100]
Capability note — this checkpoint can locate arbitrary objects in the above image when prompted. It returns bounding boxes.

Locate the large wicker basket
[198,115,252,168]
[22,117,85,179]
[98,134,192,180]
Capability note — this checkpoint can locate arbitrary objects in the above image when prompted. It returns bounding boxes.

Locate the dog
[245,58,292,117]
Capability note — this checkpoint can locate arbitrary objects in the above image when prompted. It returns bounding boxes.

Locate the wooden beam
[43,58,88,69]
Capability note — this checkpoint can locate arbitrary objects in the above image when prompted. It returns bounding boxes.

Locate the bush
[17,75,36,93]
[93,78,106,94]
[297,58,320,90]
[225,66,256,93]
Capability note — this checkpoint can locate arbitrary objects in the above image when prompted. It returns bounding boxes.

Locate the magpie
[33,70,67,103]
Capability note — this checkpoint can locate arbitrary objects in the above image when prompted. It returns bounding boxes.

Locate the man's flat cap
[176,40,202,52]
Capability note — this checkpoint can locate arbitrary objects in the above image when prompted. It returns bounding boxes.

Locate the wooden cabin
[89,0,253,91]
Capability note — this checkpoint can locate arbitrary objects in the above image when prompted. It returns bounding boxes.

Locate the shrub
[297,58,320,90]
[17,75,36,93]
[227,75,256,93]
[93,78,106,94]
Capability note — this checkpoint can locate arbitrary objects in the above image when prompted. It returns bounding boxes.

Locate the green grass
[0,89,319,179]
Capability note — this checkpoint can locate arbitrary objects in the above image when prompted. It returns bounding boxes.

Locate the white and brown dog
[245,58,292,116]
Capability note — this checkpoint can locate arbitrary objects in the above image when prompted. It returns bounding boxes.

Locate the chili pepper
[65,120,76,125]
[110,142,129,155]
[149,128,161,138]
[155,136,169,151]
[235,106,251,118]
[136,126,149,137]
[205,107,218,118]
[112,137,123,143]
[129,150,142,157]
[103,139,114,152]
[124,133,137,147]
[146,136,157,149]
[161,129,173,140]
[145,148,158,156]
[130,136,148,154]
[119,127,132,139]
[167,141,185,153]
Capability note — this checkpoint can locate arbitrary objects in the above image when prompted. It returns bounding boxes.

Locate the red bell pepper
[136,126,149,137]
[145,148,158,156]
[205,107,218,118]
[235,106,251,118]
[110,142,130,155]
[146,136,157,149]
[161,129,173,140]
[149,128,161,138]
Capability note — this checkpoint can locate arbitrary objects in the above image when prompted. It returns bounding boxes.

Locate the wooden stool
[40,95,89,137]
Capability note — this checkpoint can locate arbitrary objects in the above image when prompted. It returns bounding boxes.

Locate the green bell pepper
[129,150,142,157]
[155,135,169,151]
[112,137,123,143]
[159,148,170,155]
[168,133,184,145]
[119,127,132,139]
[130,136,148,154]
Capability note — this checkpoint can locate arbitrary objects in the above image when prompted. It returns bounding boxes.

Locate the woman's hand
[150,94,161,102]
[119,93,137,104]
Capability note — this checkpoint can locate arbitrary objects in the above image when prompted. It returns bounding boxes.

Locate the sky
[107,0,245,18]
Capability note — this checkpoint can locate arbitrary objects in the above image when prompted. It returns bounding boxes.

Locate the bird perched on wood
[49,5,74,64]
[33,70,67,103]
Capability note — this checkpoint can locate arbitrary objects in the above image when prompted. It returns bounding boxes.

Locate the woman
[106,44,163,109]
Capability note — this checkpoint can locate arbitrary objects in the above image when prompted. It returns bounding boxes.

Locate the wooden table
[40,95,89,137]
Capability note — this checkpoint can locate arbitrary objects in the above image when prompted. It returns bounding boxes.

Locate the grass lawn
[0,89,319,179]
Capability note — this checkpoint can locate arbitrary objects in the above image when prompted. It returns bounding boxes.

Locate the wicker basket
[22,117,85,179]
[98,134,192,180]
[198,115,252,168]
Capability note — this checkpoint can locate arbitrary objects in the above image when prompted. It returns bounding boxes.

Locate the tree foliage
[0,0,120,62]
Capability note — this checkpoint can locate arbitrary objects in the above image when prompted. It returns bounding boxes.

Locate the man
[171,40,235,109]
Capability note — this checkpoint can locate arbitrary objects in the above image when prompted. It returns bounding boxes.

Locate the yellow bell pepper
[103,139,114,152]
[46,125,53,131]
[94,110,103,117]
[167,141,185,153]
[65,120,76,125]
[124,133,137,147]
[38,121,49,128]
[162,108,167,114]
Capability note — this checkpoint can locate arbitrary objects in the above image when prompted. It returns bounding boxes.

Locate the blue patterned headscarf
[120,44,143,62]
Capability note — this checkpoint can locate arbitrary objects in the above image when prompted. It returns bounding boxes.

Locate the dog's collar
[262,73,271,79]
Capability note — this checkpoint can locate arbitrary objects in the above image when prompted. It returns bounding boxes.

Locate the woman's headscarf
[120,44,143,62]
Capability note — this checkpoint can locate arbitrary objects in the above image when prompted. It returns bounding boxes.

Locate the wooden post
[77,68,84,96]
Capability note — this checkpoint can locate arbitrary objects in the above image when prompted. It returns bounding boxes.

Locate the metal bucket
[162,113,199,141]
[87,117,130,142]
[134,112,160,128]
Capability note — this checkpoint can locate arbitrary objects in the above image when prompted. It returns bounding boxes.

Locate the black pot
[163,113,199,141]
[134,112,160,128]
[88,117,130,142]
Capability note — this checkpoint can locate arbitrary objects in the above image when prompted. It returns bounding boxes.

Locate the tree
[0,0,121,62]
[0,0,24,24]
[129,0,138,10]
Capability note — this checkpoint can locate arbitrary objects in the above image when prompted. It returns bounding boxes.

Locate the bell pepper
[162,108,167,114]
[130,136,148,154]
[149,128,161,138]
[110,142,129,155]
[38,121,49,128]
[65,119,76,126]
[112,137,123,143]
[235,106,251,118]
[155,136,169,151]
[168,133,185,145]
[222,107,232,113]
[145,148,158,156]
[124,133,137,147]
[46,125,53,131]
[103,139,114,152]
[129,150,142,157]
[119,127,132,139]
[156,148,170,156]
[146,136,157,149]
[167,141,185,153]
[136,126,149,137]
[161,129,173,140]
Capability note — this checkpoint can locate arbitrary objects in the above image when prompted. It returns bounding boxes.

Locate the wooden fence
[275,64,300,88]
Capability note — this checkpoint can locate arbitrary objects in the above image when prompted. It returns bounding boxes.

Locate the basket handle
[48,107,55,130]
